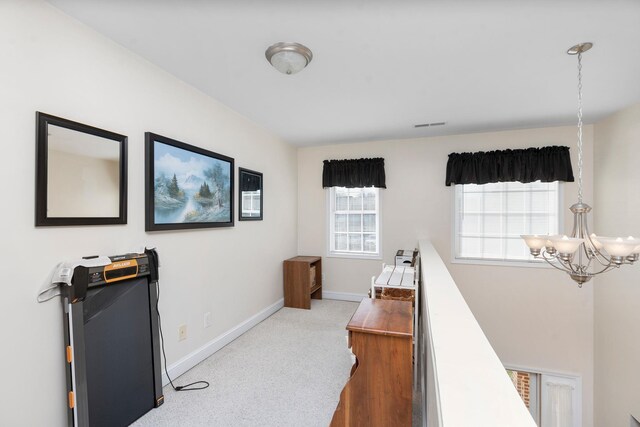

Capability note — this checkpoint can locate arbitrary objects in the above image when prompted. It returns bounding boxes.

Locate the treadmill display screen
[104,266,138,282]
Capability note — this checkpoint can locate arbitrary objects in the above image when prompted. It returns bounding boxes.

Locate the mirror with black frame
[35,112,128,226]
[238,168,263,221]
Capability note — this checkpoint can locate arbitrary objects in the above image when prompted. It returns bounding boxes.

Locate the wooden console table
[330,298,413,427]
[283,256,322,309]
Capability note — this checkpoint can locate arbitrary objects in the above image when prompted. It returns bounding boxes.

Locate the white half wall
[298,125,594,426]
[593,103,640,426]
[0,2,297,425]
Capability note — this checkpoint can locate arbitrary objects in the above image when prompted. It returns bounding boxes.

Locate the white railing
[418,240,536,426]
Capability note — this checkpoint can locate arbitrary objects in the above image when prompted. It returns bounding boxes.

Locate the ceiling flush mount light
[522,42,640,287]
[265,42,313,75]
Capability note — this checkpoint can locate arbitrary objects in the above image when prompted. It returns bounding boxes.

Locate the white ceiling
[48,0,640,146]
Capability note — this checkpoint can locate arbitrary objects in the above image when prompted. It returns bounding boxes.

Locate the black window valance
[322,158,386,189]
[445,146,574,186]
[240,173,261,192]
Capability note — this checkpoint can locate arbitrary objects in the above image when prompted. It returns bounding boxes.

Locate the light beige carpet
[132,299,357,427]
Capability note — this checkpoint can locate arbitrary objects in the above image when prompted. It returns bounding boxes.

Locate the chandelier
[521,43,639,287]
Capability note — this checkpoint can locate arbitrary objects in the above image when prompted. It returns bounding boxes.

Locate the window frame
[504,364,582,427]
[326,186,382,260]
[451,181,564,268]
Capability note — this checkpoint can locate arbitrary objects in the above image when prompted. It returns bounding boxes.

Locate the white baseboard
[323,291,366,302]
[162,298,284,386]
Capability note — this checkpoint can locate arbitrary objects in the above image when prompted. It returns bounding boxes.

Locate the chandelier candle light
[521,43,640,287]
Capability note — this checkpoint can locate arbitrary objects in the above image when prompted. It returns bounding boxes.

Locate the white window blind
[454,181,561,262]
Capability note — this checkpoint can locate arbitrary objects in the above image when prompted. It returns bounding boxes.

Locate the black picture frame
[238,168,263,221]
[145,132,234,231]
[35,112,128,226]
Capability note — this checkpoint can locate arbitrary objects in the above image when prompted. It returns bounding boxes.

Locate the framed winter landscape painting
[145,132,234,231]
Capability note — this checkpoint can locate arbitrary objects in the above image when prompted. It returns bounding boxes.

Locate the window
[506,367,581,427]
[241,190,261,217]
[328,187,380,258]
[454,181,561,263]
[507,369,540,423]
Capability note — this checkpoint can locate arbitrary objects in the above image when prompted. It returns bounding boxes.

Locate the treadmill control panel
[69,250,159,303]
[86,254,150,287]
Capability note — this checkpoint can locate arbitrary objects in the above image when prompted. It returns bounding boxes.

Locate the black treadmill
[61,249,164,427]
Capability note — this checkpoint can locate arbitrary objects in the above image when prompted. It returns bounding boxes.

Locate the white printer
[395,249,418,267]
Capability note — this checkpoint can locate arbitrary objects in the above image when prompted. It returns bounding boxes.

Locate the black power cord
[155,280,210,392]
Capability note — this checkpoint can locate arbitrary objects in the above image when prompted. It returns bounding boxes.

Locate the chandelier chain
[577,51,584,204]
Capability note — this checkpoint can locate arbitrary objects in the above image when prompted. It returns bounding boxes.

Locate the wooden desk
[330,298,413,427]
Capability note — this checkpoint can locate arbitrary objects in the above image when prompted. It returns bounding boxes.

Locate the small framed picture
[238,168,263,221]
[145,132,234,231]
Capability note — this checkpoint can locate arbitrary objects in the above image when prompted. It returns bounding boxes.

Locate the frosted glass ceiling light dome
[521,42,640,287]
[265,42,313,75]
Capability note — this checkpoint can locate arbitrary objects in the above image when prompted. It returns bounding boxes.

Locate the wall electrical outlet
[204,312,212,328]
[178,324,187,341]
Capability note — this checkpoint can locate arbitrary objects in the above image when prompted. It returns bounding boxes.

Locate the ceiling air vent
[414,122,446,128]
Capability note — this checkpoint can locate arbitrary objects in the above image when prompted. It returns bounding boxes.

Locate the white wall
[0,2,297,425]
[593,103,640,426]
[48,150,120,217]
[298,125,594,426]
